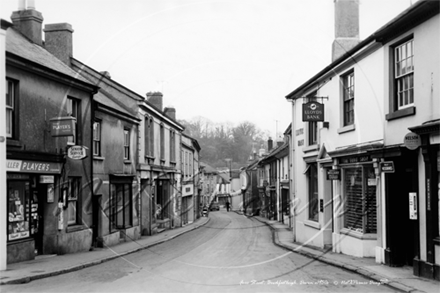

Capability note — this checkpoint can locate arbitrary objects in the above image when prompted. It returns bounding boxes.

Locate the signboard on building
[403,132,421,150]
[40,175,54,183]
[67,145,87,160]
[409,192,417,220]
[50,116,76,137]
[327,169,341,180]
[380,161,395,173]
[6,160,62,174]
[302,101,324,122]
[182,184,194,197]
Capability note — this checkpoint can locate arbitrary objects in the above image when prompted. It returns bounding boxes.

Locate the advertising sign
[50,116,76,137]
[409,192,417,220]
[67,145,88,160]
[380,161,395,173]
[302,101,324,122]
[6,160,62,174]
[403,132,421,150]
[327,169,341,180]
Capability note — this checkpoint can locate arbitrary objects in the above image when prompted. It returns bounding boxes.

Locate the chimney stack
[164,107,176,120]
[146,92,163,111]
[11,1,44,45]
[332,0,360,62]
[268,137,273,151]
[44,23,74,66]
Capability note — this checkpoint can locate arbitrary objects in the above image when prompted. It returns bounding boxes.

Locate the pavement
[0,212,438,293]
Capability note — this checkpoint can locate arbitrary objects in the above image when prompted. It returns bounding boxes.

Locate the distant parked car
[209,202,220,211]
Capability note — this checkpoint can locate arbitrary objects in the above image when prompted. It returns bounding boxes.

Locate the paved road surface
[2,211,396,292]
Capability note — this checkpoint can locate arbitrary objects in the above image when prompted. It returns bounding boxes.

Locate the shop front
[329,151,380,258]
[182,183,194,225]
[6,157,63,264]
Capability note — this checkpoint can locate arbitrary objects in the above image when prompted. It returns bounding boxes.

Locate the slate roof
[6,28,94,86]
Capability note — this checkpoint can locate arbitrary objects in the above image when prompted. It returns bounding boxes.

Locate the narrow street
[2,209,396,293]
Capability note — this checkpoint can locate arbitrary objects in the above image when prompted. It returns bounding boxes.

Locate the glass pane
[124,184,131,226]
[409,88,414,104]
[344,168,363,231]
[67,201,76,224]
[117,185,123,228]
[6,110,12,136]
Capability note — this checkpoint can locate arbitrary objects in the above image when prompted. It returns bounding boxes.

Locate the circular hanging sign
[67,145,88,160]
[403,132,421,150]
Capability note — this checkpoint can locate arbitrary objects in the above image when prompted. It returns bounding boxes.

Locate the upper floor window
[395,39,414,109]
[123,129,130,160]
[5,79,17,139]
[67,97,80,144]
[145,116,154,158]
[342,71,355,126]
[170,130,176,162]
[93,121,101,156]
[160,124,165,160]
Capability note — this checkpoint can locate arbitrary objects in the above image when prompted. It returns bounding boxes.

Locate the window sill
[340,228,377,240]
[303,144,319,153]
[66,225,85,233]
[7,139,22,147]
[93,156,105,161]
[304,219,321,230]
[385,106,416,121]
[124,160,132,164]
[337,124,355,134]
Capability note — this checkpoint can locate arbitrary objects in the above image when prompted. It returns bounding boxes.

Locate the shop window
[342,70,355,126]
[6,79,18,139]
[109,182,133,232]
[343,166,377,234]
[67,97,80,145]
[93,121,101,156]
[7,180,31,241]
[67,177,81,226]
[307,163,319,221]
[123,128,130,160]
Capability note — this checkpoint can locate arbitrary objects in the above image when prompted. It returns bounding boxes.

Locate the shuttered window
[343,166,377,234]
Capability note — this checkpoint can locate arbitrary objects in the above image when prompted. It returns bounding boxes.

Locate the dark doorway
[385,153,418,267]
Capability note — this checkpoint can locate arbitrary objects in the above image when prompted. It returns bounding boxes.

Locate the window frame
[67,97,80,145]
[67,177,81,226]
[342,70,355,126]
[93,121,101,157]
[160,124,165,161]
[394,38,414,110]
[123,128,130,160]
[5,79,18,139]
[170,129,176,163]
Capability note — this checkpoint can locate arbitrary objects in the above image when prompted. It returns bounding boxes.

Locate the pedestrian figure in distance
[226,201,230,212]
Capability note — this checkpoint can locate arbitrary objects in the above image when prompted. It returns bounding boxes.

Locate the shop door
[32,182,46,255]
[385,156,418,266]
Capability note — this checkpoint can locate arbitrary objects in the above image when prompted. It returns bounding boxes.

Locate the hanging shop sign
[327,169,341,180]
[403,132,421,150]
[6,160,62,174]
[302,101,324,122]
[50,116,76,137]
[67,145,88,160]
[380,161,395,173]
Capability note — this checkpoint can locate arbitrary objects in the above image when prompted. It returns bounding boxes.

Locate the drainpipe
[290,99,296,242]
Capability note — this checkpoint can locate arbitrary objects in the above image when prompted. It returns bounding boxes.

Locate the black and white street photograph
[0,0,439,292]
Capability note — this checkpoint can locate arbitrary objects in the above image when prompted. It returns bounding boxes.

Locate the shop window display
[8,181,30,241]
